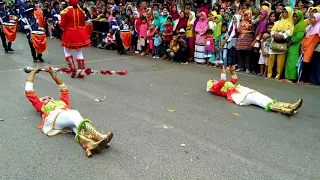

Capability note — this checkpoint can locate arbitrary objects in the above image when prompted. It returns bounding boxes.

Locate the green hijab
[214,15,223,39]
[293,10,306,36]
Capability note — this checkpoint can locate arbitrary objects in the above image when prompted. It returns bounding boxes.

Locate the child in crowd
[258,22,274,77]
[218,23,229,67]
[147,24,157,55]
[166,35,180,60]
[153,31,162,58]
[204,29,215,66]
[139,16,148,56]
[122,17,131,31]
[105,12,111,22]
[100,33,108,49]
[104,29,117,50]
[162,17,173,59]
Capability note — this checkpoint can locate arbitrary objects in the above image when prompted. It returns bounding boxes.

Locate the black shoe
[5,48,8,53]
[33,59,37,63]
[7,48,14,51]
[38,57,44,62]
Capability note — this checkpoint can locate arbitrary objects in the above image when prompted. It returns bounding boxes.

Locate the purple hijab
[255,10,269,37]
[193,9,202,33]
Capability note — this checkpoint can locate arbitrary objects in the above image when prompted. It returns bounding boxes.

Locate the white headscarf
[227,14,241,42]
[133,10,140,19]
[189,11,196,25]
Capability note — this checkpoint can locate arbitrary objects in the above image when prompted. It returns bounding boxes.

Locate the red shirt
[164,24,173,41]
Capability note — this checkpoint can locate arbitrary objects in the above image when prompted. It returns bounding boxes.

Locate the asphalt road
[0,34,319,180]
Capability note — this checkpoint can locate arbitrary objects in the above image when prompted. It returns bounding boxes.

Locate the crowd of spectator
[21,0,320,85]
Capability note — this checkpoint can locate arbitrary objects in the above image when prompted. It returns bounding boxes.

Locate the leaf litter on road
[167,109,176,112]
[232,113,240,116]
[94,96,106,103]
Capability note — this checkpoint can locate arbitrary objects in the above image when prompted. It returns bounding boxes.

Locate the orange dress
[59,6,91,49]
[301,34,320,63]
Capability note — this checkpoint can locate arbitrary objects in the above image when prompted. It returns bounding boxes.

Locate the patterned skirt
[194,43,206,63]
[236,33,254,51]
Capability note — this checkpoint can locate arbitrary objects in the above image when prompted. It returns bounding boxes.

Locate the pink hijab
[195,12,208,34]
[306,13,320,38]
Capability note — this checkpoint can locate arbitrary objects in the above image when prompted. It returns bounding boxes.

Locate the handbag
[269,26,289,52]
[269,39,288,52]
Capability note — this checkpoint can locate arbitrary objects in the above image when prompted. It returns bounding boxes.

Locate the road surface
[0,34,319,180]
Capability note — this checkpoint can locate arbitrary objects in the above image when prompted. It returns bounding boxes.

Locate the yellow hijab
[272,6,294,34]
[305,6,320,26]
[261,5,271,15]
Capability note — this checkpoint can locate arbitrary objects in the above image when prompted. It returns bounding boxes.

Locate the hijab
[170,5,180,20]
[193,9,201,33]
[176,11,188,31]
[306,13,320,38]
[188,11,196,25]
[120,8,127,20]
[293,10,306,36]
[195,12,208,30]
[223,12,232,26]
[152,10,161,27]
[255,10,269,36]
[227,15,241,42]
[272,6,294,34]
[214,15,223,38]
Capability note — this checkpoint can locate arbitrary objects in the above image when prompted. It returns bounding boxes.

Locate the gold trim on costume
[25,91,36,96]
[238,91,257,105]
[77,9,80,27]
[73,9,76,28]
[47,111,63,134]
[60,8,68,15]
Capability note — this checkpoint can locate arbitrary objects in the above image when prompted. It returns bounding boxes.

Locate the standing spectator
[218,23,229,67]
[227,14,240,67]
[236,11,254,73]
[194,12,208,64]
[299,13,320,84]
[153,31,162,58]
[186,11,196,61]
[162,17,174,59]
[268,7,294,79]
[258,22,274,77]
[52,2,62,39]
[284,10,306,82]
[204,29,214,66]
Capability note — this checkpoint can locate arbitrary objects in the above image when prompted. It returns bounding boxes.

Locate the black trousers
[0,31,11,50]
[54,25,62,40]
[28,39,42,59]
[237,50,250,70]
[174,48,188,63]
[115,31,124,53]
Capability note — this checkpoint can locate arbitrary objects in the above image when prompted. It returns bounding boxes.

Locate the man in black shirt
[174,29,189,64]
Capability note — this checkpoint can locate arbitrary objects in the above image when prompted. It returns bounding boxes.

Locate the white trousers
[242,92,273,109]
[64,47,84,59]
[54,110,84,134]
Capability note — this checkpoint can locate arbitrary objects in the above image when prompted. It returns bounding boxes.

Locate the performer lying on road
[206,65,303,116]
[25,66,113,157]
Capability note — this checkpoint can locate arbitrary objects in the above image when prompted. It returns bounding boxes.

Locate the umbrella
[296,54,304,82]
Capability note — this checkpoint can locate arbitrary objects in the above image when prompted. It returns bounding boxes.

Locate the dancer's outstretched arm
[228,64,238,84]
[25,66,43,113]
[45,66,69,106]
